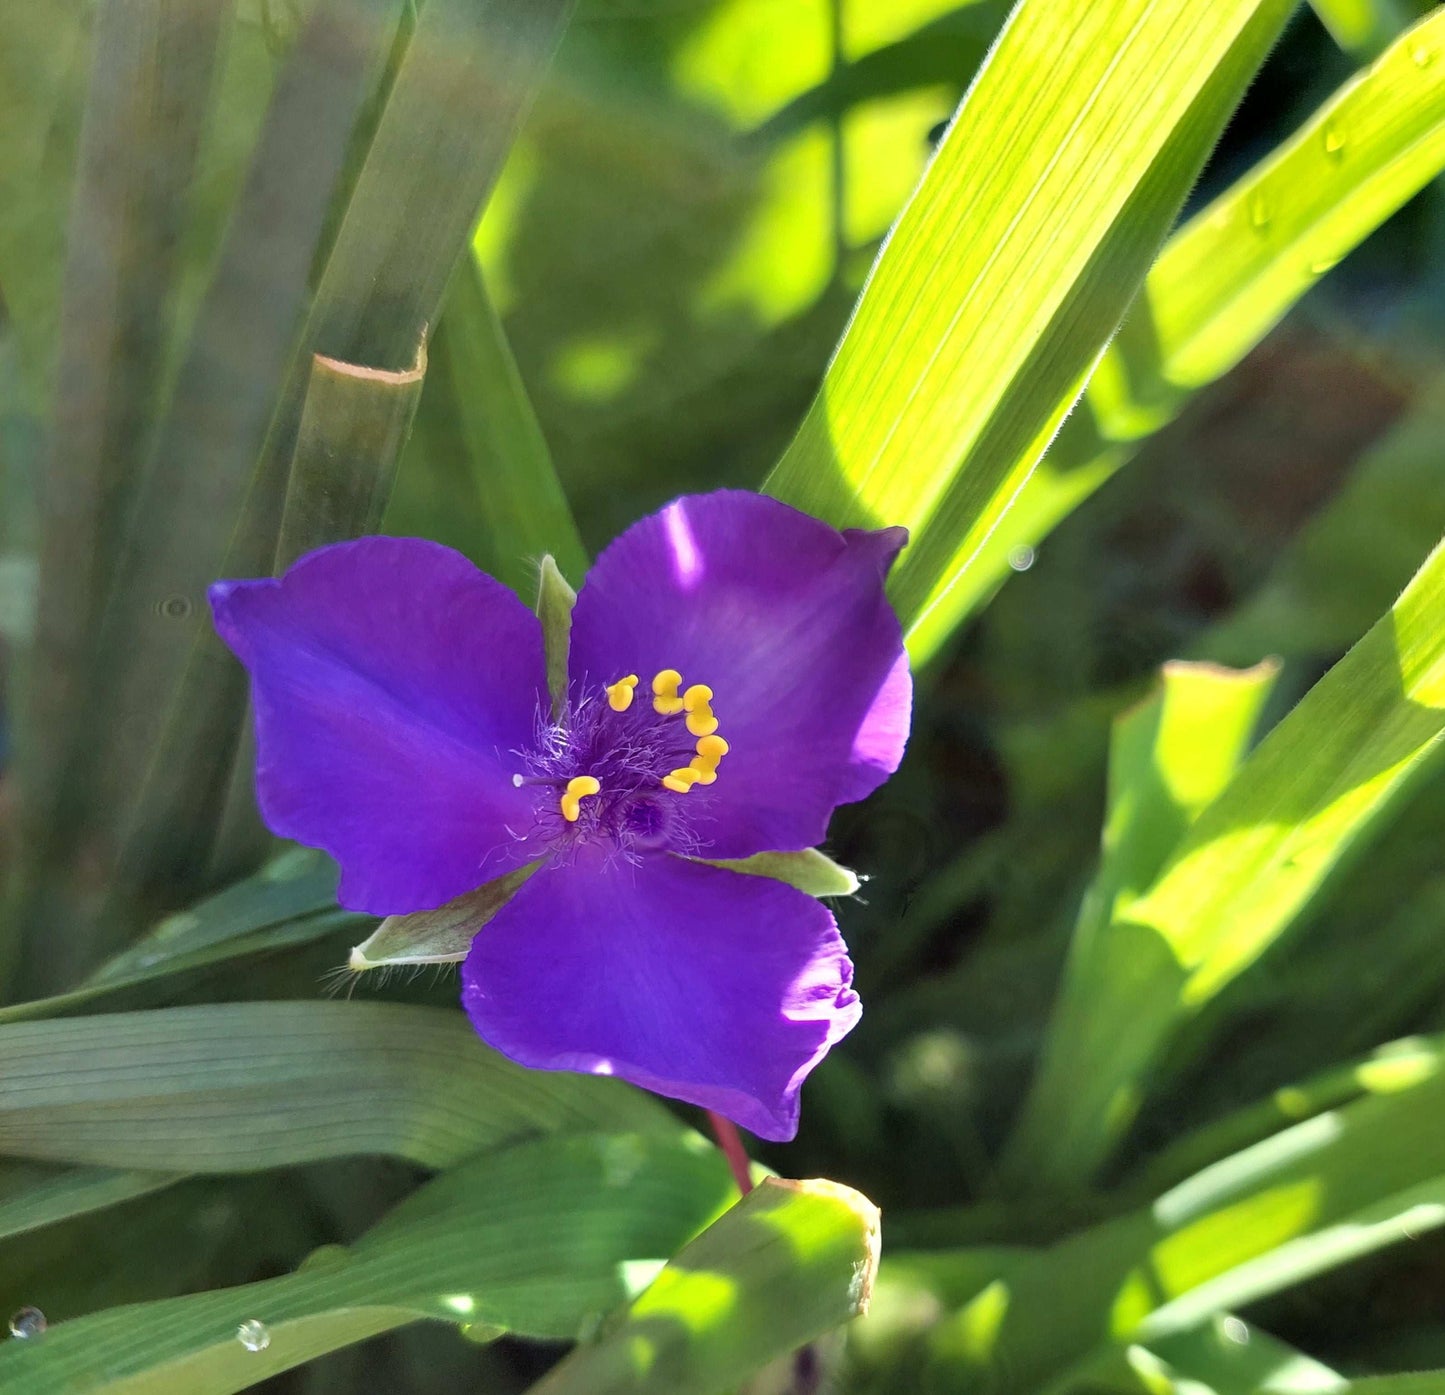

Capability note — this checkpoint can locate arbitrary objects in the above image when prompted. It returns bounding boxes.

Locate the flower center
[561,668,730,822]
[518,668,731,856]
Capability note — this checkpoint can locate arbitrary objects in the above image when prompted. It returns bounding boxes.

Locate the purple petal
[210,537,546,914]
[569,491,911,859]
[461,849,861,1140]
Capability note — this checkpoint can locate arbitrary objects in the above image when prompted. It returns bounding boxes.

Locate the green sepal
[697,848,861,899]
[349,863,540,970]
[536,553,576,719]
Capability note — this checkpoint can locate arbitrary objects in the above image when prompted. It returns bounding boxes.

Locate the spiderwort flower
[210,491,910,1140]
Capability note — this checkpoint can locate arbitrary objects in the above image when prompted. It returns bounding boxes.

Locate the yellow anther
[652,669,685,715]
[662,767,702,794]
[695,735,729,762]
[681,683,717,735]
[685,734,729,786]
[606,674,639,712]
[559,775,601,823]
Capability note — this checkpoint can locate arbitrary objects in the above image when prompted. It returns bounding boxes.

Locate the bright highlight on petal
[606,674,639,711]
[560,775,601,823]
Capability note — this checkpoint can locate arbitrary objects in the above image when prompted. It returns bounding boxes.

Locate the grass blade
[385,256,587,599]
[1004,537,1445,1190]
[763,0,1293,656]
[0,1166,181,1244]
[0,1001,673,1172]
[908,8,1445,656]
[0,1132,734,1395]
[13,0,403,995]
[25,0,229,834]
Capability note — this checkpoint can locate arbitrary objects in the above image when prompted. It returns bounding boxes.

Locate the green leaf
[0,848,354,1025]
[20,0,578,991]
[538,551,578,718]
[386,257,587,600]
[275,344,429,569]
[910,1043,1445,1394]
[23,0,229,844]
[531,1176,880,1395]
[0,1166,181,1243]
[1309,0,1412,57]
[348,864,538,970]
[1098,1317,1347,1395]
[0,1131,735,1395]
[0,1001,672,1172]
[1099,661,1280,910]
[206,338,432,873]
[698,848,862,899]
[1348,1374,1445,1395]
[906,8,1445,657]
[1000,662,1278,1185]
[1003,538,1445,1189]
[1133,1034,1445,1202]
[763,0,1293,656]
[13,0,405,993]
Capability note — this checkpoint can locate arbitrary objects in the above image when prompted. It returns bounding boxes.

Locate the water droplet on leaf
[1322,123,1346,160]
[1222,1316,1250,1345]
[1247,191,1271,232]
[236,1319,270,1352]
[156,594,193,620]
[1307,253,1342,276]
[8,1307,45,1340]
[1007,544,1036,572]
[1411,42,1435,67]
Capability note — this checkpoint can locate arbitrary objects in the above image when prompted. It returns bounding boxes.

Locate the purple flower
[210,491,911,1140]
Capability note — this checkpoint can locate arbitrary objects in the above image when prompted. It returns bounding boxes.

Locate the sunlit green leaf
[763,0,1294,658]
[532,1176,880,1394]
[908,8,1445,655]
[1004,537,1445,1189]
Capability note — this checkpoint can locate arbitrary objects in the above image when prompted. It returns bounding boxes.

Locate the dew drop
[1411,41,1435,68]
[8,1307,45,1340]
[1007,544,1036,572]
[236,1319,270,1352]
[155,594,193,620]
[1307,252,1342,277]
[1321,123,1346,160]
[1221,1316,1250,1346]
[1247,191,1271,232]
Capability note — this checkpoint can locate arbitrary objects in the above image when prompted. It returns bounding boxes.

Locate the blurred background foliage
[4,0,1445,1391]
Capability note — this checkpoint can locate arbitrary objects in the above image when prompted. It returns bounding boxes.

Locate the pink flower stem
[706,1110,754,1194]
